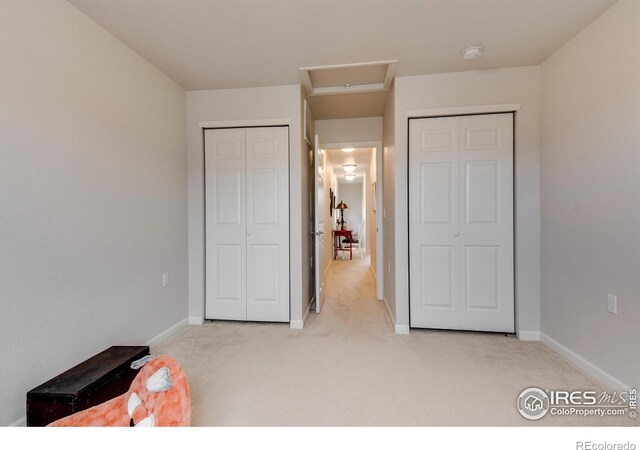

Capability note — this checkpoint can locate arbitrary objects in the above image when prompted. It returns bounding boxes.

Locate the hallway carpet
[154,258,629,426]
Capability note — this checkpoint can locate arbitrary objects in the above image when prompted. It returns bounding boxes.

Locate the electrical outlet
[607,294,617,315]
[162,272,169,288]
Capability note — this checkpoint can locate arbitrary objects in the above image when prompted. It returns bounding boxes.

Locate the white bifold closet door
[409,113,514,332]
[205,126,289,322]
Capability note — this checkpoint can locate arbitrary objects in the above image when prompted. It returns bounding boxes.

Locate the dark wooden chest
[26,345,150,426]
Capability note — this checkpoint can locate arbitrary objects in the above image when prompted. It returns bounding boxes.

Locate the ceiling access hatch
[300,60,397,96]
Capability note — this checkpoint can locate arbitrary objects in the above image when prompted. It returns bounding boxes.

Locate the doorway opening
[311,140,384,317]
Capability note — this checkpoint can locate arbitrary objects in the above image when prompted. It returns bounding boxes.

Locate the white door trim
[199,118,292,128]
[406,103,521,119]
[320,140,381,150]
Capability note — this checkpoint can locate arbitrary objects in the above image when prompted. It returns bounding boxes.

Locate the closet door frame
[407,106,519,334]
[203,121,291,323]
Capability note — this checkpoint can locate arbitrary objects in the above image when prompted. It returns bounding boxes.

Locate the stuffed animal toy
[48,355,191,427]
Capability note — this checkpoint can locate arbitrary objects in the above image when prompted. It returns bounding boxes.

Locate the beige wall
[322,154,337,277]
[540,0,640,389]
[186,85,307,325]
[0,1,188,425]
[315,117,382,145]
[368,149,377,277]
[382,83,397,327]
[391,66,542,335]
[337,183,363,235]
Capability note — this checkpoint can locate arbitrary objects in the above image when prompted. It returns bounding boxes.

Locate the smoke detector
[462,46,483,60]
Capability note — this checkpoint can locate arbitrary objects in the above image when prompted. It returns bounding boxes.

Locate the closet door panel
[246,127,289,322]
[409,117,462,329]
[459,113,514,332]
[205,128,247,321]
[409,114,514,332]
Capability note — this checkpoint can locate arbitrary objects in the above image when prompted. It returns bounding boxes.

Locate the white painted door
[314,135,325,313]
[205,126,289,322]
[409,113,514,332]
[245,127,289,322]
[205,128,247,321]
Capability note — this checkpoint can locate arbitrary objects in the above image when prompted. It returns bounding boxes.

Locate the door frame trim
[406,103,521,119]
[199,118,291,129]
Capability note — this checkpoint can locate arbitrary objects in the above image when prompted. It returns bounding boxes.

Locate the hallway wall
[315,117,382,144]
[382,84,397,328]
[337,182,364,238]
[368,149,377,278]
[322,154,337,276]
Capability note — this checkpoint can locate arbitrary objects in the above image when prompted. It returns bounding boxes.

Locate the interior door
[204,128,247,321]
[205,126,289,323]
[314,134,326,313]
[245,127,290,322]
[409,113,514,332]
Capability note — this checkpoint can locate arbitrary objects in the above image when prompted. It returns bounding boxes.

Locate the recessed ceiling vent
[299,60,397,96]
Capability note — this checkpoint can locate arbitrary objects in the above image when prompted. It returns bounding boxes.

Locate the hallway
[308,256,391,335]
[154,258,627,426]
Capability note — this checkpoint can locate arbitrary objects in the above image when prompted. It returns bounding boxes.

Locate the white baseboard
[304,295,314,323]
[289,320,304,329]
[4,318,189,427]
[540,333,630,392]
[381,297,409,334]
[290,298,314,330]
[517,330,540,341]
[188,316,204,325]
[8,416,26,427]
[381,296,394,323]
[145,318,189,348]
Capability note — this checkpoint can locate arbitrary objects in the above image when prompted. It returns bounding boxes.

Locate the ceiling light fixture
[342,147,355,153]
[344,174,356,181]
[343,164,357,173]
[462,45,483,60]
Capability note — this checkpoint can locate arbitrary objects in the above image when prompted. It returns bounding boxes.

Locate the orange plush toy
[49,355,191,427]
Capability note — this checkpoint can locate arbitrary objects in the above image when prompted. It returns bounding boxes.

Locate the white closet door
[459,114,514,332]
[409,113,514,332]
[245,127,289,322]
[205,128,247,321]
[409,117,462,330]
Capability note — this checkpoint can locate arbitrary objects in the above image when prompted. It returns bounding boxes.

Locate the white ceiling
[71,0,614,118]
[325,147,373,184]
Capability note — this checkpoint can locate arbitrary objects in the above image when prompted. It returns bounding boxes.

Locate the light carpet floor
[154,257,631,426]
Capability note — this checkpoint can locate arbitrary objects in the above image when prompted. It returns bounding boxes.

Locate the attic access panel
[300,60,397,96]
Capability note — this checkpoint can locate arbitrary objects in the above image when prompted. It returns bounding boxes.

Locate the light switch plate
[162,272,169,288]
[607,294,617,315]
